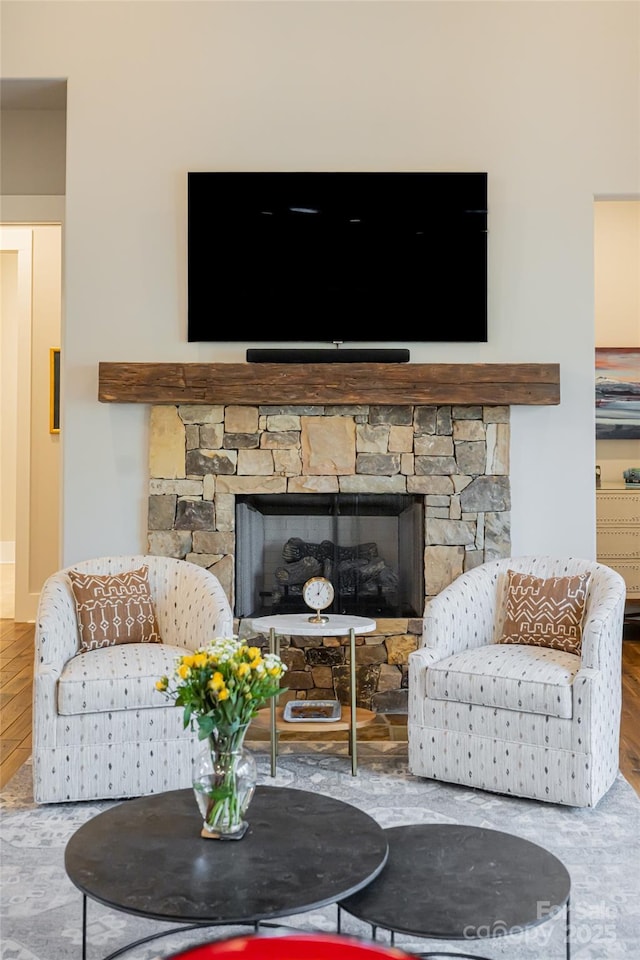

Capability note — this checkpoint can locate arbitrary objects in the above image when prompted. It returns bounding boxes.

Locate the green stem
[203,724,250,832]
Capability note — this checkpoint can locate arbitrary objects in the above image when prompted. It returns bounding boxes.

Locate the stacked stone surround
[147,402,511,712]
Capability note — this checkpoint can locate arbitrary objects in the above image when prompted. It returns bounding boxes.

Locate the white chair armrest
[407,646,441,700]
[408,646,441,670]
[146,558,233,648]
[34,572,81,675]
[421,564,501,657]
[579,566,626,671]
[574,665,599,684]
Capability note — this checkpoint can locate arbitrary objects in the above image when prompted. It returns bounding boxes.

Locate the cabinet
[596,484,640,598]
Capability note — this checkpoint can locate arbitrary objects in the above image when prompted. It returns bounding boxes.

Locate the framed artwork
[50,347,60,434]
[595,347,640,440]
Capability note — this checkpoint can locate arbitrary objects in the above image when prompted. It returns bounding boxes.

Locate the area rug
[1,751,639,960]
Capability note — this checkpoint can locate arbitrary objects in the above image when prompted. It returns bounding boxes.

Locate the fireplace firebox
[235,494,424,619]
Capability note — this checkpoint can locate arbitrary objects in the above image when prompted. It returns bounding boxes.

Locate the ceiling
[1,79,67,111]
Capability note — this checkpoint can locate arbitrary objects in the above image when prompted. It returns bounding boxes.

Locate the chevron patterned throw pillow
[498,569,591,656]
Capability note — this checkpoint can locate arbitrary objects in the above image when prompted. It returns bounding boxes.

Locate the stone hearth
[146,400,511,713]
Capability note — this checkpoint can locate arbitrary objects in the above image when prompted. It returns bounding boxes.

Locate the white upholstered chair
[33,555,233,803]
[408,556,626,807]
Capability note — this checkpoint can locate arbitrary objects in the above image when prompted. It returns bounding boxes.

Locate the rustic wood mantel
[98,362,560,406]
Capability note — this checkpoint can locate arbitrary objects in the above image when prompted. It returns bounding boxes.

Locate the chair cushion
[497,569,591,655]
[425,643,580,719]
[69,565,161,652]
[58,642,186,715]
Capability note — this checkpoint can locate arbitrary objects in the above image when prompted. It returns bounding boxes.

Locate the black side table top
[339,824,571,941]
[65,786,388,926]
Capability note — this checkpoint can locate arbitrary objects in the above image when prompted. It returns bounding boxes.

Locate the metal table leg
[269,626,279,777]
[349,626,357,776]
[82,894,87,960]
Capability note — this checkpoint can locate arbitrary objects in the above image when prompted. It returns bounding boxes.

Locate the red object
[167,932,411,959]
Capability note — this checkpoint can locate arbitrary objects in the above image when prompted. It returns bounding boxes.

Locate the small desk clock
[302,576,335,623]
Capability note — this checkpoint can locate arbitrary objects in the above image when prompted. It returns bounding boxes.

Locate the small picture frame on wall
[50,347,60,434]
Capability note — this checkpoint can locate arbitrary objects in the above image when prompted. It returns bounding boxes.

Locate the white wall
[594,200,640,483]
[2,1,638,566]
[0,109,66,195]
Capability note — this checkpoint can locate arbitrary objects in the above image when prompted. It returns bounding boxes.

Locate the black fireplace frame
[234,492,424,619]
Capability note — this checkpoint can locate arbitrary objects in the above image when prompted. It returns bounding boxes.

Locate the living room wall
[2,1,638,570]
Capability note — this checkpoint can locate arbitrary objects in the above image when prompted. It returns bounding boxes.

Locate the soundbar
[246,348,411,363]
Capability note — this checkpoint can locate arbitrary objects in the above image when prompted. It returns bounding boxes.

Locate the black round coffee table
[338,824,571,959]
[65,785,388,960]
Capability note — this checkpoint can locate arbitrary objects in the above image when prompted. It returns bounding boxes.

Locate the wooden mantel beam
[98,362,560,406]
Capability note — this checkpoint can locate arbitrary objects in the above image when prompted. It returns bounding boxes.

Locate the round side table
[248,614,376,776]
[339,824,571,959]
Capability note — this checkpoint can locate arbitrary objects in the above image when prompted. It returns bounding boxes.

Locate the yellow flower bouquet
[156,637,287,838]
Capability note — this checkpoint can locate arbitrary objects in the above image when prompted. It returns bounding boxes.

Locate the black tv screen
[187,171,487,342]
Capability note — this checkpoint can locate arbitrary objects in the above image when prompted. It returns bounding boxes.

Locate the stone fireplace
[147,401,511,598]
[145,399,511,713]
[97,358,559,715]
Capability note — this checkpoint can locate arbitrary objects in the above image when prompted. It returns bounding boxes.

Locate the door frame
[1,227,35,619]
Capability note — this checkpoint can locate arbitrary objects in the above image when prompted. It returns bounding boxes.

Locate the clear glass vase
[192,724,256,840]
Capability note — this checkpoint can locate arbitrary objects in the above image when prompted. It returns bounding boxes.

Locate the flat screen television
[187,171,487,343]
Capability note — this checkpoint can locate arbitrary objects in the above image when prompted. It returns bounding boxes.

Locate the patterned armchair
[408,556,626,807]
[33,555,233,803]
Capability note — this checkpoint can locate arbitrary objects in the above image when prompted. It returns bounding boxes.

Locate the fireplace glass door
[235,494,423,619]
